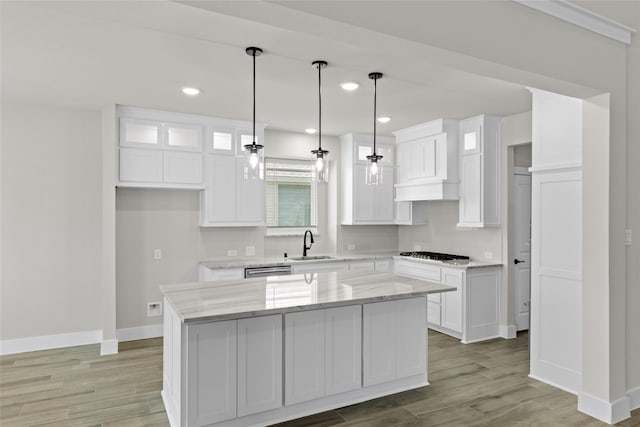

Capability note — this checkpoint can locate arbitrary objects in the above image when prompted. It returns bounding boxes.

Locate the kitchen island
[161,271,454,427]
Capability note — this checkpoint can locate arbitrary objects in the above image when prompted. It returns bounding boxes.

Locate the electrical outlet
[153,249,162,260]
[484,251,493,260]
[625,229,632,246]
[414,244,422,251]
[147,302,162,317]
[227,249,238,257]
[245,246,256,256]
[347,243,356,251]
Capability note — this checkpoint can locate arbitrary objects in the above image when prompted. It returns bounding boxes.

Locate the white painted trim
[0,329,102,355]
[513,166,531,176]
[529,162,582,173]
[628,385,640,411]
[100,339,119,356]
[499,324,518,339]
[117,324,163,342]
[528,373,579,395]
[578,391,631,424]
[513,0,636,44]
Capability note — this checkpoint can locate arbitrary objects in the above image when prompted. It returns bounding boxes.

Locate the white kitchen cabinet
[341,133,396,225]
[198,265,244,282]
[291,261,348,274]
[199,155,264,226]
[118,110,205,189]
[393,119,459,201]
[374,258,392,272]
[349,259,376,271]
[237,315,283,417]
[440,268,463,333]
[186,320,237,425]
[362,297,427,387]
[458,115,501,227]
[395,201,427,225]
[285,305,361,405]
[285,309,325,405]
[394,258,501,343]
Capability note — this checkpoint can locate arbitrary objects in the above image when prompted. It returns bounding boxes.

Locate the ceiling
[1,1,561,136]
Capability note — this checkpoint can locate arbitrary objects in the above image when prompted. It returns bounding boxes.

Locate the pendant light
[311,60,329,183]
[366,72,384,185]
[243,47,264,180]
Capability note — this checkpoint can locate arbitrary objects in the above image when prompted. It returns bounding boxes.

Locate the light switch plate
[153,249,162,260]
[484,251,493,259]
[246,246,256,256]
[227,249,238,257]
[625,229,632,246]
[347,244,356,251]
[147,302,162,317]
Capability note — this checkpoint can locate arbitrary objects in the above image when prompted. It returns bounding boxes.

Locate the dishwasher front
[244,265,292,278]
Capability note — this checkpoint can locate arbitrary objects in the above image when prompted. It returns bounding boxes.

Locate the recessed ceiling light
[305,128,317,134]
[377,116,391,123]
[182,87,201,96]
[340,82,359,91]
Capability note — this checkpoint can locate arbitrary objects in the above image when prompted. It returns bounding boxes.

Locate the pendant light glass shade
[366,72,384,185]
[311,60,329,183]
[243,47,264,180]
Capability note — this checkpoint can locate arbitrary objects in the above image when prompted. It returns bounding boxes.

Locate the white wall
[398,201,501,261]
[0,102,103,343]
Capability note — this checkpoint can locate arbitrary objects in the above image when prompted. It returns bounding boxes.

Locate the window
[265,158,318,233]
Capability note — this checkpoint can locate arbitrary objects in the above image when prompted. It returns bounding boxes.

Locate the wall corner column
[100,104,118,355]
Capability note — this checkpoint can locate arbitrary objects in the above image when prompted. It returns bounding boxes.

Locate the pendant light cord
[252,51,256,146]
[373,76,377,155]
[318,62,322,150]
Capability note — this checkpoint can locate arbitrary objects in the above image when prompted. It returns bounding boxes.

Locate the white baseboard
[0,329,102,355]
[116,324,163,342]
[628,385,640,411]
[528,373,579,395]
[499,324,517,339]
[578,391,630,424]
[100,339,119,355]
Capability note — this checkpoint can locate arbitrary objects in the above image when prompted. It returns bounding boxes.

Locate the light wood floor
[1,331,638,426]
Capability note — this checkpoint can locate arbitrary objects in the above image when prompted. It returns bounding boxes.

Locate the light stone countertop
[199,253,397,270]
[161,271,454,324]
[199,253,502,270]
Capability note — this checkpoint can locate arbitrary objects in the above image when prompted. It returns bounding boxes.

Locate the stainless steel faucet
[303,230,314,257]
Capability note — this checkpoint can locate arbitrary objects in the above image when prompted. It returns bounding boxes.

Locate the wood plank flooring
[1,331,638,426]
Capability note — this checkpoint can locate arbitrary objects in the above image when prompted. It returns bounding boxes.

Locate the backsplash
[398,201,502,262]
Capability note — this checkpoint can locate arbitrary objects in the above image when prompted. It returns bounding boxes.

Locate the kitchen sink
[289,255,335,261]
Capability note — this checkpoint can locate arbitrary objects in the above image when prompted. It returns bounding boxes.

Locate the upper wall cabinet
[393,119,460,201]
[117,106,265,227]
[457,115,501,228]
[118,107,205,189]
[341,133,396,225]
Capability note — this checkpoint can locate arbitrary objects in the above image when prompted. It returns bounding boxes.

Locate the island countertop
[161,271,454,324]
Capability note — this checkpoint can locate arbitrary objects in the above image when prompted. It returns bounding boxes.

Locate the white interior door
[514,172,531,331]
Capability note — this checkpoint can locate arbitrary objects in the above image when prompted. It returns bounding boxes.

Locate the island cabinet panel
[285,310,326,405]
[441,269,464,333]
[285,305,362,405]
[324,305,362,395]
[363,298,427,387]
[237,315,283,417]
[185,320,237,426]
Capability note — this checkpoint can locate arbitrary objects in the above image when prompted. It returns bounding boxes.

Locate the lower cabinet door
[441,269,464,333]
[396,297,427,379]
[237,315,283,416]
[325,305,362,395]
[285,310,325,405]
[363,301,398,387]
[186,320,237,426]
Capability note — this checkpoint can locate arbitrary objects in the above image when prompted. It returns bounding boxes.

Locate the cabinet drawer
[349,260,375,271]
[394,259,442,282]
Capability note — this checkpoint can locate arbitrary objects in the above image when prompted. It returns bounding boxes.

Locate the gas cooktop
[399,251,470,262]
